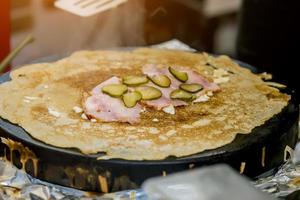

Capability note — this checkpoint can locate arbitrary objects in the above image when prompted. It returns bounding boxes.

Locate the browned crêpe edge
[0,48,290,160]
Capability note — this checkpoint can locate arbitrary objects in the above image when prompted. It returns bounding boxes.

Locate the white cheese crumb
[81,113,88,120]
[192,119,211,127]
[194,95,210,103]
[90,118,97,123]
[181,124,194,129]
[159,135,168,141]
[152,118,159,122]
[213,68,229,77]
[23,99,31,103]
[206,91,213,97]
[72,106,83,113]
[48,107,61,117]
[166,130,177,137]
[213,77,230,84]
[24,96,38,100]
[162,105,175,115]
[43,85,49,89]
[149,127,160,134]
[141,107,147,112]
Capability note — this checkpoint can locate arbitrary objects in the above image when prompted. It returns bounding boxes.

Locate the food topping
[83,65,221,123]
[123,75,148,86]
[170,89,195,101]
[102,84,128,97]
[135,86,162,100]
[148,75,171,88]
[123,91,142,108]
[169,66,188,82]
[180,83,203,93]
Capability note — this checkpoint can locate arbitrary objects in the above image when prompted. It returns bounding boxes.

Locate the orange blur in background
[0,0,11,71]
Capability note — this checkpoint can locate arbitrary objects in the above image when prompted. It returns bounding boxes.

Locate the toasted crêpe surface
[0,48,290,160]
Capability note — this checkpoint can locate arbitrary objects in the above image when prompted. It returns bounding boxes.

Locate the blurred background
[1,0,299,95]
[4,0,241,67]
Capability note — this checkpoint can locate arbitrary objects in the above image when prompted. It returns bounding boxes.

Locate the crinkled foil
[0,40,299,199]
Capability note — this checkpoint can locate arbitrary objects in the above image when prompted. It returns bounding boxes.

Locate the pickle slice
[148,75,171,88]
[168,67,188,82]
[170,89,194,101]
[136,86,162,100]
[123,91,142,108]
[102,84,128,97]
[123,75,148,86]
[180,83,203,93]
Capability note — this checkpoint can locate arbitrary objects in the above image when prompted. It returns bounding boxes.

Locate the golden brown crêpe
[0,48,290,160]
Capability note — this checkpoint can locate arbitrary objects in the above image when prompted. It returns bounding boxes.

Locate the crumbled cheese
[213,77,230,84]
[24,96,38,100]
[43,85,49,89]
[192,119,211,127]
[81,113,88,120]
[152,118,159,122]
[213,68,229,77]
[162,105,175,115]
[23,99,31,103]
[194,95,210,103]
[166,130,177,137]
[159,135,168,141]
[90,118,97,123]
[181,124,194,129]
[141,107,147,112]
[206,91,213,97]
[149,127,160,134]
[48,107,61,117]
[72,106,83,113]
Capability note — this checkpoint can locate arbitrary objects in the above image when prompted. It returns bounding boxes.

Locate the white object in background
[143,165,273,200]
[54,0,128,17]
[152,39,196,52]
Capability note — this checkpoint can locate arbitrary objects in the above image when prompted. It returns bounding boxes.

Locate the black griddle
[0,54,299,193]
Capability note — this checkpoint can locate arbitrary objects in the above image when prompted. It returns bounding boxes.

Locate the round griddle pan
[0,53,299,193]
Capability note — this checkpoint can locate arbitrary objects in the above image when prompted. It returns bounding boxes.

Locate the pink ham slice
[83,77,141,124]
[142,65,220,110]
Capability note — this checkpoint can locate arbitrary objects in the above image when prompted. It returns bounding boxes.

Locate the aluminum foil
[0,40,299,199]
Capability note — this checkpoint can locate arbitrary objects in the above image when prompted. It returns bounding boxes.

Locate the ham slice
[83,77,141,124]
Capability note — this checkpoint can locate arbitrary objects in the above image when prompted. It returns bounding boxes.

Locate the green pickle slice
[180,83,203,93]
[123,91,142,108]
[123,75,148,86]
[102,84,128,97]
[169,67,188,82]
[170,89,194,101]
[148,75,171,88]
[136,86,162,100]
